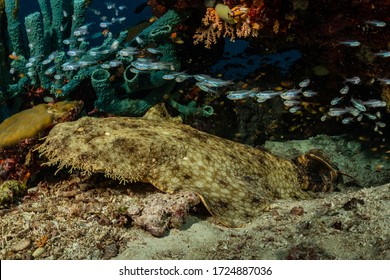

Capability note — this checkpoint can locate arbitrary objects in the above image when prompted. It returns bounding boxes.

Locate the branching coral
[193,1,265,48]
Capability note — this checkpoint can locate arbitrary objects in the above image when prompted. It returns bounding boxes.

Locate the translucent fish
[162,73,177,80]
[109,60,123,67]
[135,36,144,45]
[331,96,343,106]
[88,8,101,15]
[100,49,113,55]
[289,106,302,113]
[44,66,56,75]
[342,117,354,124]
[284,100,301,107]
[194,74,211,82]
[25,62,35,68]
[201,77,233,88]
[327,107,348,117]
[345,76,361,84]
[63,10,68,17]
[339,85,349,95]
[302,90,317,97]
[255,90,280,99]
[89,50,102,56]
[27,71,36,77]
[196,82,218,94]
[67,49,86,57]
[54,74,64,80]
[351,97,367,112]
[112,17,126,23]
[364,113,377,120]
[361,99,386,108]
[129,68,149,74]
[346,106,361,117]
[338,40,361,47]
[118,6,127,10]
[118,47,139,56]
[110,40,120,50]
[42,58,52,65]
[28,55,41,63]
[48,51,58,60]
[374,51,390,58]
[105,2,116,9]
[365,20,387,27]
[280,89,301,100]
[131,60,151,71]
[175,74,193,82]
[226,89,256,100]
[99,22,112,28]
[62,61,80,71]
[63,38,76,45]
[78,60,97,67]
[377,78,390,85]
[73,24,92,36]
[298,79,310,88]
[100,62,111,69]
[376,122,386,128]
[147,47,163,54]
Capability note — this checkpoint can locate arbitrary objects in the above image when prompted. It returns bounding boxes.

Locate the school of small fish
[7,4,388,134]
[9,3,131,96]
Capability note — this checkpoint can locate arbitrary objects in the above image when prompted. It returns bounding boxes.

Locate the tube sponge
[92,68,175,117]
[25,12,45,58]
[4,0,25,56]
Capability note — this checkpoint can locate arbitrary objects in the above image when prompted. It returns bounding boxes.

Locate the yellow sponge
[0,101,81,149]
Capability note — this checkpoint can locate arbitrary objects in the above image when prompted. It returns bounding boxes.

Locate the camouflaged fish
[38,105,339,227]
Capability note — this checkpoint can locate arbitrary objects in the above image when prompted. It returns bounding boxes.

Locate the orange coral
[193,2,265,48]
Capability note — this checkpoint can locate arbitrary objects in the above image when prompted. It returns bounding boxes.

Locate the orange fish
[170,32,184,44]
[102,29,110,37]
[9,53,20,60]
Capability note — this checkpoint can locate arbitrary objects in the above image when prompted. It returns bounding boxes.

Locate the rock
[10,238,31,252]
[32,247,45,258]
[103,243,118,259]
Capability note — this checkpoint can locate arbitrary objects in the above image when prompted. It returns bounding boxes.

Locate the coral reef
[0,101,82,185]
[0,180,27,207]
[1,0,202,118]
[38,105,341,227]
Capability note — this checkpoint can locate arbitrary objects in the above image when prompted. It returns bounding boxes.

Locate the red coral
[247,2,266,23]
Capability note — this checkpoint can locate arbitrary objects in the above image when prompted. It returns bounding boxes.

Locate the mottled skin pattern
[39,116,309,227]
